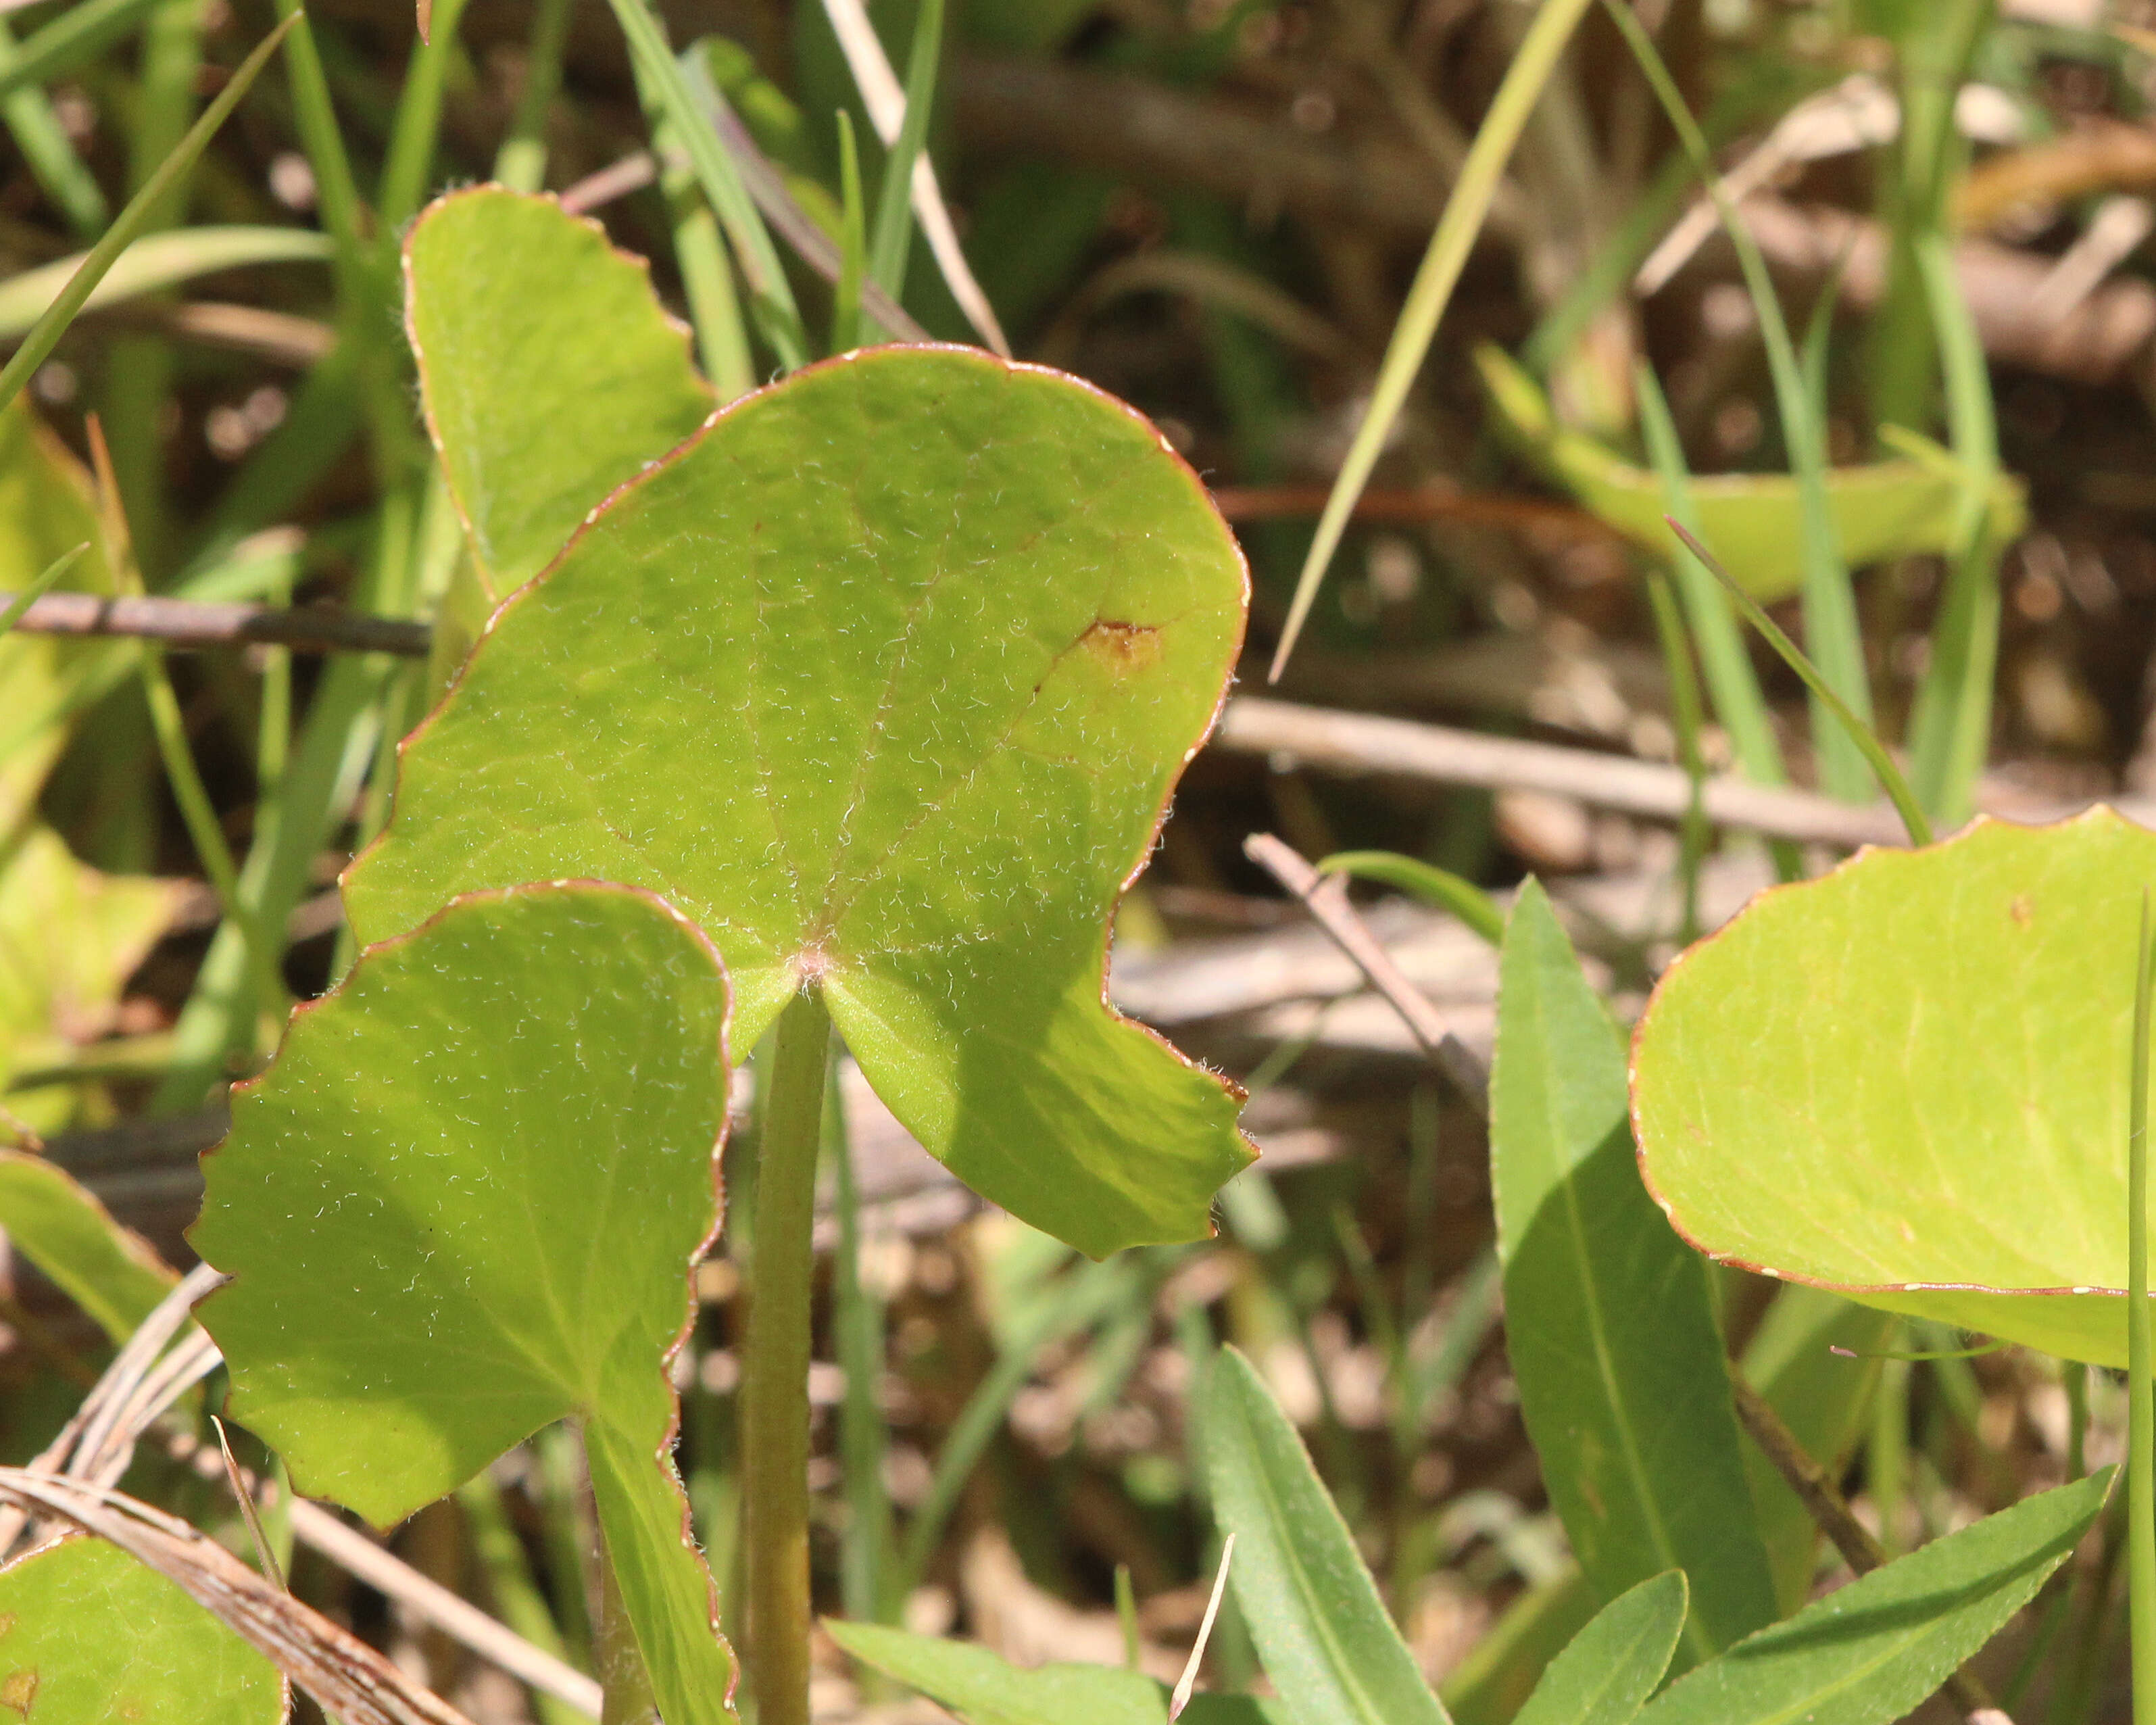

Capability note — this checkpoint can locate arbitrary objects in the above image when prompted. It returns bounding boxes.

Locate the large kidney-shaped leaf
[345,343,1253,1256]
[403,187,713,604]
[1632,809,2156,1365]
[191,882,735,1725]
[0,1536,286,1722]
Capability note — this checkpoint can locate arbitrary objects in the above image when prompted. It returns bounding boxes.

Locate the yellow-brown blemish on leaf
[1077,618,1162,676]
[2010,894,2033,927]
[0,1614,16,1641]
[1,1667,38,1716]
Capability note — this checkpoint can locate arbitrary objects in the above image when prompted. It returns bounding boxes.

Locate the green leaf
[1204,1344,1450,1725]
[1514,1572,1687,1725]
[1635,1469,2113,1725]
[191,882,734,1725]
[827,1621,1288,1725]
[0,1536,286,1722]
[0,826,182,1138]
[1631,808,2156,1366]
[1315,850,1503,946]
[1442,1569,1597,1725]
[0,1151,174,1340]
[1492,881,1775,1660]
[403,189,714,604]
[347,341,1252,1256]
[1477,345,2026,606]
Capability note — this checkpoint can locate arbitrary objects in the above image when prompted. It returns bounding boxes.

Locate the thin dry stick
[0,1469,477,1725]
[1222,698,1912,851]
[819,0,1011,355]
[1244,833,1489,1107]
[1730,1377,2000,1719]
[0,588,433,656]
[162,1431,605,1720]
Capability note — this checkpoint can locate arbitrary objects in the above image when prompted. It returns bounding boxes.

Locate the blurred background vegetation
[5,0,2156,1718]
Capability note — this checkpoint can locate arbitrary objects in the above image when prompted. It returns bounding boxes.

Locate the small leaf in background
[191,882,734,1725]
[1630,809,2156,1364]
[347,338,1252,1256]
[1204,1344,1450,1725]
[827,1620,1289,1725]
[1513,1571,1687,1725]
[0,1150,174,1340]
[403,189,714,604]
[1491,881,1775,1660]
[0,1535,287,1722]
[0,826,183,1136]
[1475,345,2026,605]
[1634,1469,2113,1725]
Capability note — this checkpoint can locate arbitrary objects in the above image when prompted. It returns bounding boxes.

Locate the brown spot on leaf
[0,1614,16,1641]
[1077,617,1162,676]
[2011,894,2033,927]
[1,1667,39,1716]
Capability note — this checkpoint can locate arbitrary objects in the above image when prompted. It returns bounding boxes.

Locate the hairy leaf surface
[0,1536,285,1722]
[403,188,712,603]
[347,341,1252,1255]
[1632,810,2156,1364]
[1492,882,1775,1659]
[191,883,734,1725]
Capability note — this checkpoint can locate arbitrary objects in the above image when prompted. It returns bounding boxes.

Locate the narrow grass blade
[1492,883,1777,1661]
[2130,890,2155,1725]
[0,543,87,633]
[832,109,866,354]
[0,0,160,105]
[1667,519,1932,846]
[0,14,298,420]
[1634,364,1787,789]
[1315,850,1503,946]
[818,0,1008,354]
[1903,230,2003,831]
[635,60,754,401]
[376,0,472,229]
[0,227,332,337]
[1269,0,1594,680]
[830,1061,893,1626]
[1599,0,1872,801]
[1640,570,1709,942]
[0,18,107,239]
[492,0,572,189]
[1513,1572,1686,1725]
[603,0,806,368]
[1205,1346,1450,1725]
[867,0,944,304]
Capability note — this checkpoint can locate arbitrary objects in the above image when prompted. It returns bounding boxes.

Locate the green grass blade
[866,0,944,306]
[1598,0,1872,802]
[1205,1346,1450,1725]
[493,0,573,191]
[2131,890,2155,1725]
[1667,519,1932,846]
[0,543,88,633]
[1634,364,1788,791]
[264,0,367,283]
[602,0,807,368]
[0,14,298,421]
[633,57,754,400]
[832,108,866,354]
[0,0,161,105]
[1268,0,1594,681]
[376,0,472,228]
[829,1062,894,1626]
[0,228,333,338]
[1642,570,1709,942]
[1903,230,2003,830]
[0,19,107,239]
[1315,850,1504,946]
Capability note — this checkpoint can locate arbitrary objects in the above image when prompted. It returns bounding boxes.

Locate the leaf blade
[1513,1571,1687,1725]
